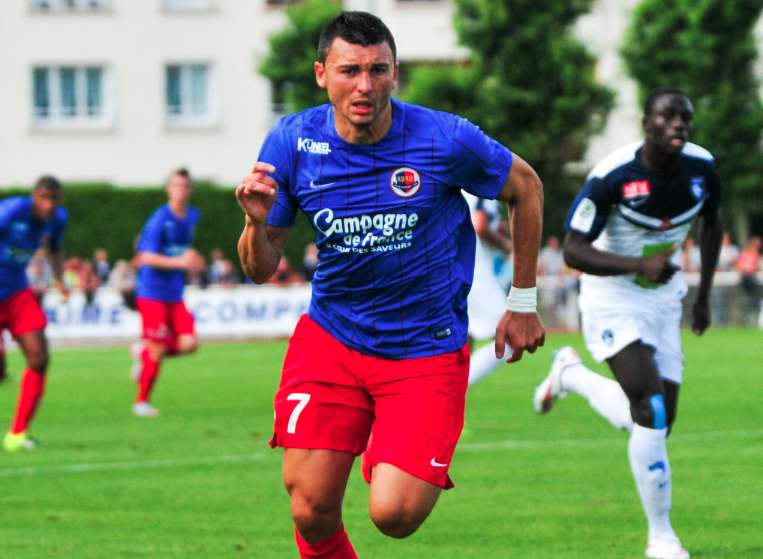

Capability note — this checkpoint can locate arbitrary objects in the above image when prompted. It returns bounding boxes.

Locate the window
[161,0,217,11]
[31,0,110,11]
[32,66,112,128]
[165,64,216,126]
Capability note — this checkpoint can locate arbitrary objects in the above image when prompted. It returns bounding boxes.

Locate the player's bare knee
[630,392,667,429]
[290,493,341,541]
[178,337,198,354]
[27,350,49,373]
[369,501,426,539]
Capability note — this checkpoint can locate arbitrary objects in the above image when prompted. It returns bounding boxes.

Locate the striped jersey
[565,141,721,303]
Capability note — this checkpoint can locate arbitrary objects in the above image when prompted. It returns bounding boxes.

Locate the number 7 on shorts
[286,393,311,434]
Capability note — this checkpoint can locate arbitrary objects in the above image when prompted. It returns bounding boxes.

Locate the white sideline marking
[0,452,267,478]
[0,429,760,479]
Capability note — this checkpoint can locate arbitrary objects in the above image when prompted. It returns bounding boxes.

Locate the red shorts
[270,315,470,489]
[136,297,195,344]
[0,288,47,337]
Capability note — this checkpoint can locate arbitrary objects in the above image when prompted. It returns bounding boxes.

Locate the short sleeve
[699,163,721,218]
[564,175,619,241]
[259,124,298,228]
[449,117,513,200]
[48,208,68,250]
[136,210,164,253]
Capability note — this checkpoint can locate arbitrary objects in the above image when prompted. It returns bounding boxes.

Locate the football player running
[533,88,723,559]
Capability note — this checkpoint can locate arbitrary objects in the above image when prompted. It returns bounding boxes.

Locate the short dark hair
[173,167,191,179]
[317,11,396,63]
[644,87,690,116]
[34,175,62,192]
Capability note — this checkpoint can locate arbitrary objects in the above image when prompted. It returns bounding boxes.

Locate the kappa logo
[623,180,651,200]
[297,137,331,155]
[390,167,421,198]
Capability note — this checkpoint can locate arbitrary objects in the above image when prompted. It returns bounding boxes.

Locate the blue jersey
[261,98,513,358]
[0,196,67,300]
[565,141,721,301]
[136,204,200,302]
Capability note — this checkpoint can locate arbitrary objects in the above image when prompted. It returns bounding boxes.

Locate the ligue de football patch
[622,180,651,200]
[570,197,597,233]
[390,167,421,198]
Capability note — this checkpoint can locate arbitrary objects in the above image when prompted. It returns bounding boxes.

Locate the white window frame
[161,0,218,12]
[30,0,111,12]
[32,65,115,130]
[165,63,219,128]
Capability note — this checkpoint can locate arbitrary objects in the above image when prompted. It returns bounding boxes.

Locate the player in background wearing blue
[533,89,723,559]
[463,193,513,386]
[1,176,69,452]
[131,168,203,417]
[236,12,545,559]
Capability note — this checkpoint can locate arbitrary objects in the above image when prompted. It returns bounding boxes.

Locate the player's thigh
[364,346,469,491]
[169,302,196,348]
[607,341,663,400]
[368,462,441,528]
[283,448,355,505]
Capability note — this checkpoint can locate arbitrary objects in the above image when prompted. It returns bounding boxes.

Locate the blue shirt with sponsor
[0,196,67,300]
[260,98,513,359]
[136,204,199,302]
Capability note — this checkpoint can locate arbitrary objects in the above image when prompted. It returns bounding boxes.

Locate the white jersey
[566,141,721,308]
[464,193,507,339]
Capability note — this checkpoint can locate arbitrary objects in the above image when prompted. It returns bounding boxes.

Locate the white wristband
[506,286,537,313]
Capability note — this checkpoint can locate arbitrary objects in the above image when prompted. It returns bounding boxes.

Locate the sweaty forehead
[325,38,394,66]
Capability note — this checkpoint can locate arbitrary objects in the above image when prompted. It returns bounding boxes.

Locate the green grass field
[0,328,761,558]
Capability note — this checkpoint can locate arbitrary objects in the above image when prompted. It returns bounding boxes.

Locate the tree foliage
[621,0,763,239]
[259,0,342,113]
[404,0,614,235]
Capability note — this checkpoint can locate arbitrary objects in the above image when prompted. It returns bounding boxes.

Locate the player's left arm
[692,211,723,335]
[494,154,546,363]
[46,211,70,300]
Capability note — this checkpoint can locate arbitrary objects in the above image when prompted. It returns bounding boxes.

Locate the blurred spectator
[207,248,226,284]
[681,236,701,272]
[717,233,739,271]
[93,248,111,284]
[737,236,761,322]
[79,259,100,306]
[63,257,82,289]
[109,259,137,310]
[537,236,564,277]
[302,243,318,281]
[26,249,52,302]
[267,256,304,286]
[218,259,241,286]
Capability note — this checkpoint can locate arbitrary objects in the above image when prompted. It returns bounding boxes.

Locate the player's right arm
[562,177,678,284]
[236,163,290,284]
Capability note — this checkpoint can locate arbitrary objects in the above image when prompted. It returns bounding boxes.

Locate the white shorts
[579,299,684,384]
[467,271,506,340]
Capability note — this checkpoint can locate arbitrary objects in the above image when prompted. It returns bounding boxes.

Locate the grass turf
[0,328,760,558]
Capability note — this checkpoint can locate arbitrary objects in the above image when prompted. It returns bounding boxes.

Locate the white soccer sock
[628,425,675,540]
[468,343,505,386]
[560,363,634,431]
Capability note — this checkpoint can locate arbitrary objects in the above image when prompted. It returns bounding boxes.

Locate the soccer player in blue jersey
[1,176,69,452]
[533,88,723,559]
[131,168,203,417]
[236,12,545,558]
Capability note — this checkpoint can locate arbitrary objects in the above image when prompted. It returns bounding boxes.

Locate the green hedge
[1,183,315,271]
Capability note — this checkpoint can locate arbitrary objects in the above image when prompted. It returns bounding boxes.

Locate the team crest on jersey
[390,167,421,198]
[622,180,651,200]
[690,176,705,200]
[601,329,614,346]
